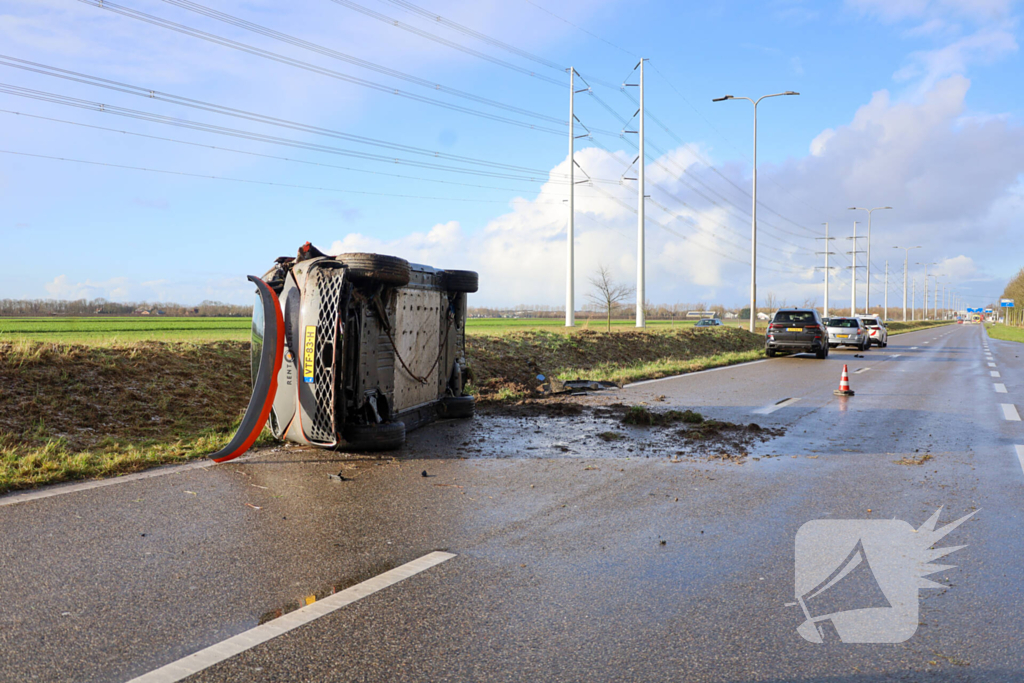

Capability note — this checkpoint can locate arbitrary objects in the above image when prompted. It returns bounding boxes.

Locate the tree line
[1002,267,1024,326]
[0,298,252,317]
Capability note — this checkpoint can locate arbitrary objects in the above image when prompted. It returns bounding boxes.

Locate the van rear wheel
[439,395,475,419]
[443,270,479,293]
[342,421,406,451]
[337,253,411,286]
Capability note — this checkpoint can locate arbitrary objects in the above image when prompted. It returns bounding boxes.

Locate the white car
[857,316,889,347]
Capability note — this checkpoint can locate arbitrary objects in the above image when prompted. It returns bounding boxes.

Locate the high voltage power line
[77,0,564,135]
[0,58,591,179]
[0,149,567,203]
[155,0,562,125]
[325,0,565,86]
[0,82,575,184]
[0,110,566,196]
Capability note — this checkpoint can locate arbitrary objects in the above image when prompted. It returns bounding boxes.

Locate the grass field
[985,323,1024,344]
[0,317,251,344]
[0,316,742,343]
[466,318,718,333]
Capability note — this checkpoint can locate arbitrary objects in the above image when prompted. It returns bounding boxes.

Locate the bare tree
[587,265,634,332]
[761,291,780,316]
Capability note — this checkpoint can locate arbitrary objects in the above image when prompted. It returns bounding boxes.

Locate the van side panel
[392,287,444,412]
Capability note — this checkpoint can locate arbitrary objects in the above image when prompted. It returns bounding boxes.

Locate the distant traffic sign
[1001,299,1015,308]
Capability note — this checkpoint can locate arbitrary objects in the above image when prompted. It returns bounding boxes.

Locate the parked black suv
[765,308,828,359]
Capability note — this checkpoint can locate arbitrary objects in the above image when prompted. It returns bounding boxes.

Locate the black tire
[439,395,475,419]
[816,346,827,359]
[882,340,888,348]
[342,421,406,451]
[442,269,479,293]
[766,348,776,358]
[862,339,870,352]
[337,253,411,286]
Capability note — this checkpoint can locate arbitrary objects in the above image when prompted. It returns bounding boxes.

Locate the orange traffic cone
[834,364,855,397]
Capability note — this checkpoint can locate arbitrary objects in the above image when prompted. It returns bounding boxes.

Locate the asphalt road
[1,323,1022,682]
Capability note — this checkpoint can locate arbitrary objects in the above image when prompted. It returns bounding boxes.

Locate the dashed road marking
[1002,404,1021,422]
[988,362,997,368]
[753,397,801,415]
[1016,445,1024,477]
[911,346,919,349]
[995,383,1008,394]
[126,551,456,683]
[992,371,1001,378]
[854,367,871,374]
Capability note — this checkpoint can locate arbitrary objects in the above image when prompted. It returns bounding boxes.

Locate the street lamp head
[712,95,733,102]
[882,206,893,210]
[784,91,799,95]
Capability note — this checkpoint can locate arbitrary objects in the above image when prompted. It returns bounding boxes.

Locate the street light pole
[849,206,892,313]
[713,90,799,332]
[917,262,937,319]
[566,67,575,327]
[815,222,835,318]
[893,246,921,322]
[636,58,645,328]
[884,260,889,321]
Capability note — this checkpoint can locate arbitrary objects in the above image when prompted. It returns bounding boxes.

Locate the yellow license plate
[787,327,802,332]
[302,325,316,383]
[837,334,849,338]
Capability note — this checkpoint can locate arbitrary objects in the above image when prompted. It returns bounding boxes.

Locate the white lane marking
[988,362,997,368]
[911,346,919,349]
[753,397,801,415]
[995,383,1008,394]
[126,551,456,683]
[625,358,769,387]
[0,456,254,508]
[889,354,902,359]
[1002,404,1021,422]
[992,371,1001,378]
[1016,445,1024,477]
[854,367,871,374]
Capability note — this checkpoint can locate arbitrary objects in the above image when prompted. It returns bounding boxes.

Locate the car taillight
[806,324,821,331]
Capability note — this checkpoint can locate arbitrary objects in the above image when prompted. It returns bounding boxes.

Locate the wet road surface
[1,324,1022,682]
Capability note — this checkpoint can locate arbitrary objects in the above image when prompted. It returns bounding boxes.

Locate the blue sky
[1,0,1021,310]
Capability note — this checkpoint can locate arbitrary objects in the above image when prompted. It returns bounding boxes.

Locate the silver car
[825,317,870,351]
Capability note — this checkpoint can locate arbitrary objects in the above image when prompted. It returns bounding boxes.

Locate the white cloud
[893,23,1018,92]
[319,145,772,307]
[847,0,1016,24]
[42,274,253,304]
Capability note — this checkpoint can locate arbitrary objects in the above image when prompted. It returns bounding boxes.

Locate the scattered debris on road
[895,453,934,466]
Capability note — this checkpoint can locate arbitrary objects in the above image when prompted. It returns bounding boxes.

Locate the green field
[466,317,748,334]
[0,317,251,344]
[986,323,1024,344]
[0,316,738,343]
[0,316,957,345]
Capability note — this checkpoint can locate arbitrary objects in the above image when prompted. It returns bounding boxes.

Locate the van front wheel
[342,421,406,451]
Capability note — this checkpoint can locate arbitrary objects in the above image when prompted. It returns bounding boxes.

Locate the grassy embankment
[985,323,1024,344]
[0,341,262,493]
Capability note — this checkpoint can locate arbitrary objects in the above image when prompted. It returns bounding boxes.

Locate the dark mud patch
[459,400,785,463]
